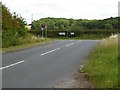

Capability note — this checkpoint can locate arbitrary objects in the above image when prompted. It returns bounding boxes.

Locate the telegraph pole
[31,14,33,24]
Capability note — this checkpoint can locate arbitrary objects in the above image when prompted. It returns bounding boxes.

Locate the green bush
[17,28,27,37]
[2,31,18,47]
[2,29,28,48]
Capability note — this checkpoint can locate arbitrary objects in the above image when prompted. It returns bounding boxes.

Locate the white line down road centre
[0,60,25,70]
[65,43,75,47]
[41,48,60,56]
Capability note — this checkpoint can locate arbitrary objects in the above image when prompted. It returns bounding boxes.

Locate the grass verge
[83,35,118,88]
[51,37,102,40]
[1,38,53,53]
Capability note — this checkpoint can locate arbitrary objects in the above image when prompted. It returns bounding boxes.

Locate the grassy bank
[1,35,53,53]
[52,37,102,40]
[83,35,118,88]
[51,35,104,40]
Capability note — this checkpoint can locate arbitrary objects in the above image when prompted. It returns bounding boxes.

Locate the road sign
[41,28,44,31]
[45,25,47,29]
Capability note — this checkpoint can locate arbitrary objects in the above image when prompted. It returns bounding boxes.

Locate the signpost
[41,27,44,37]
[45,25,47,38]
[67,30,68,38]
[41,25,47,38]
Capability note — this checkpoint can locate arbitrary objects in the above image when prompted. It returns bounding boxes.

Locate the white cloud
[1,0,119,24]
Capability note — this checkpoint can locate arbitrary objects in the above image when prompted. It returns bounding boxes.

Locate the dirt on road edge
[54,70,93,88]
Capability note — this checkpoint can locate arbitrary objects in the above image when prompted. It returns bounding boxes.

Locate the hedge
[29,30,119,38]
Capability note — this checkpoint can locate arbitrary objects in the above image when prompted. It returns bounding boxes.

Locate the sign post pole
[45,25,48,38]
[41,28,44,38]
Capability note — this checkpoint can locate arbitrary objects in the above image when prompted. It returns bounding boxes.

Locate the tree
[2,3,13,31]
[2,2,27,47]
[31,17,119,31]
[105,24,112,29]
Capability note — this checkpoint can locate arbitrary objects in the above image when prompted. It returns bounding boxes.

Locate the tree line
[31,17,119,31]
[31,17,119,38]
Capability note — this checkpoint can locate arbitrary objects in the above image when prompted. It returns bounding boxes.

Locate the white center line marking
[65,43,75,47]
[0,60,25,70]
[41,48,60,56]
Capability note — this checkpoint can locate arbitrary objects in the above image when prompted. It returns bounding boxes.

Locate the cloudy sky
[1,0,119,24]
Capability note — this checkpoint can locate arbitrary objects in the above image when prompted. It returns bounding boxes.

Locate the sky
[1,0,120,24]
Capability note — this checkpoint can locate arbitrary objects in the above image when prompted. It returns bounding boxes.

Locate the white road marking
[65,43,75,47]
[0,60,25,70]
[41,48,60,56]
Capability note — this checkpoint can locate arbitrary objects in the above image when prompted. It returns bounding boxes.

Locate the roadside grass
[1,35,53,53]
[83,35,118,88]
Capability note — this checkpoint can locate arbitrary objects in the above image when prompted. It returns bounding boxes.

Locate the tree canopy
[1,2,27,47]
[2,2,26,32]
[31,17,119,31]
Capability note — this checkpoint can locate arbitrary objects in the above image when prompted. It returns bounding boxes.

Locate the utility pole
[31,14,33,24]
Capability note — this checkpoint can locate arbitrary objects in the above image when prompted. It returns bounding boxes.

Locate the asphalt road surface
[2,40,99,88]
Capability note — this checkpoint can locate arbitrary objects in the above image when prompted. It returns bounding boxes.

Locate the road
[2,40,99,88]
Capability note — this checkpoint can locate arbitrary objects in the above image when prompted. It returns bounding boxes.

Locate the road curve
[2,40,99,88]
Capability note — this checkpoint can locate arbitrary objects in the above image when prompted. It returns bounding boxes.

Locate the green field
[83,35,118,88]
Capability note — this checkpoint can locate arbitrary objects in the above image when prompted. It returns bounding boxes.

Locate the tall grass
[1,33,53,53]
[2,32,48,48]
[83,35,118,88]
